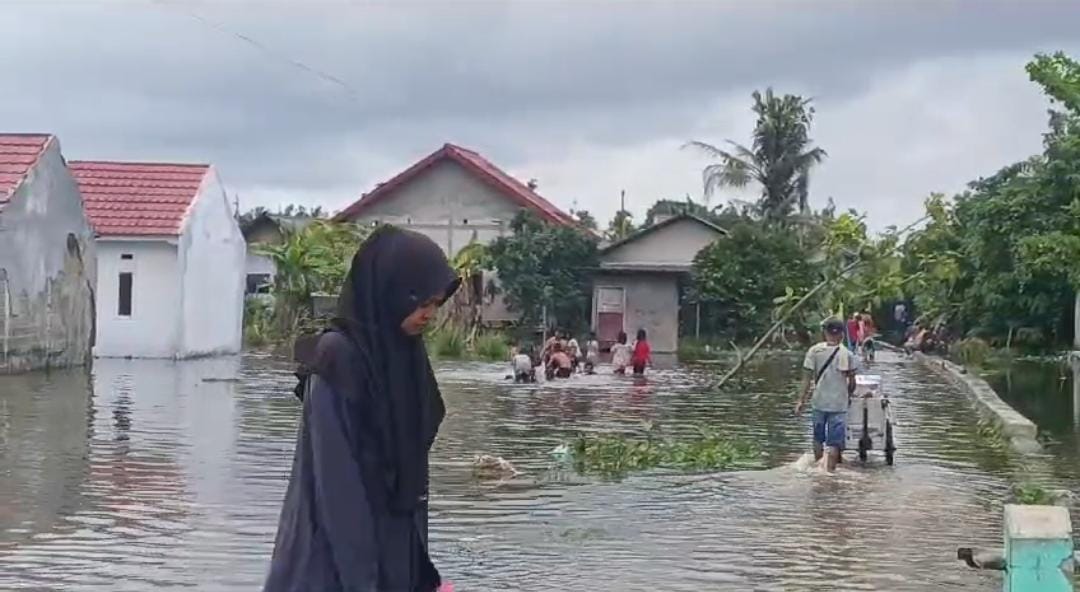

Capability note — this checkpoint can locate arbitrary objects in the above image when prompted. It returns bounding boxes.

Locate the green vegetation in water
[243,299,274,348]
[1011,482,1055,505]
[571,426,761,479]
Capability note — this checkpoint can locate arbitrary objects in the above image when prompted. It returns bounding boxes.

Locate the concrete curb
[910,351,1041,454]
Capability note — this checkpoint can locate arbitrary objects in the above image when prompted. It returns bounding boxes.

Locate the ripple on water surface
[0,351,1063,590]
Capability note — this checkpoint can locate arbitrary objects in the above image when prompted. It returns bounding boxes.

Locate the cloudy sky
[3,0,1078,230]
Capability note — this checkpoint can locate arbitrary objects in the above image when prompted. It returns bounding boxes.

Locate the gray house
[593,213,727,354]
[335,143,577,324]
[0,134,97,373]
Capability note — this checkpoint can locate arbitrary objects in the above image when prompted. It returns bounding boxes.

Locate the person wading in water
[794,318,858,473]
[264,226,460,592]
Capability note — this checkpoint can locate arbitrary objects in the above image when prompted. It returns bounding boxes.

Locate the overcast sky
[3,0,1078,230]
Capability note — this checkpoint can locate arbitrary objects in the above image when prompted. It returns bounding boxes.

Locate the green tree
[687,88,827,222]
[644,197,714,226]
[488,211,599,332]
[900,51,1080,347]
[570,208,599,231]
[606,209,637,240]
[690,222,816,341]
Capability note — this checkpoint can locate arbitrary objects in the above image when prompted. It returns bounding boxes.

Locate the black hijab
[297,225,460,514]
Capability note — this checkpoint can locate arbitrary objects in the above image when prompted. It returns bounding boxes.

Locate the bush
[678,338,724,361]
[953,337,991,367]
[473,331,509,361]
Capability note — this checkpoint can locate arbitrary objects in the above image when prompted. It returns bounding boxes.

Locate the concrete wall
[592,273,679,353]
[349,159,520,256]
[178,167,245,357]
[1074,292,1078,350]
[0,139,97,373]
[602,218,722,267]
[95,240,181,358]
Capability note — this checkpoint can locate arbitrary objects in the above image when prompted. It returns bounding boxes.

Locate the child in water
[631,329,651,375]
[584,332,600,374]
[511,344,535,383]
[546,342,573,380]
[610,331,632,375]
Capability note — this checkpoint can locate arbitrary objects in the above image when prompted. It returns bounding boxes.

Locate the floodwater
[985,356,1080,475]
[2,351,1077,590]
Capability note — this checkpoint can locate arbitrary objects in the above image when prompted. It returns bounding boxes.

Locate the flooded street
[3,351,1078,590]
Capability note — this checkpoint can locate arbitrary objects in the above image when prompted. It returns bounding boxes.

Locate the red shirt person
[631,329,652,375]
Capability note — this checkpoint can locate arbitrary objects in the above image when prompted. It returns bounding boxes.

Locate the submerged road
[2,351,1078,590]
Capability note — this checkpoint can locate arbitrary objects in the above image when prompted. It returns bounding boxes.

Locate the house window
[118,272,133,317]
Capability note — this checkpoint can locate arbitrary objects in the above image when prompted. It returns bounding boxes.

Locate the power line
[149,0,365,104]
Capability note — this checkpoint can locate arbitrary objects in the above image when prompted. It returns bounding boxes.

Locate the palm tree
[687,88,827,223]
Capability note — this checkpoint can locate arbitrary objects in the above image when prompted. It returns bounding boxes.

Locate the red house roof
[68,161,210,237]
[335,143,575,226]
[0,134,53,213]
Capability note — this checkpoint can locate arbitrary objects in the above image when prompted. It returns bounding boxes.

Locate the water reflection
[1,352,1073,590]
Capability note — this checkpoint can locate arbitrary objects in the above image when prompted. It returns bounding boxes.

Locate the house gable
[0,134,52,215]
[600,216,726,271]
[336,143,574,227]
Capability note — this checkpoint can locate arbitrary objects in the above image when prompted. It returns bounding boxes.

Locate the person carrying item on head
[631,329,651,376]
[264,226,460,592]
[794,317,859,473]
[610,331,632,375]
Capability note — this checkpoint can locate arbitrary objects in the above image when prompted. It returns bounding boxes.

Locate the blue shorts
[812,410,846,448]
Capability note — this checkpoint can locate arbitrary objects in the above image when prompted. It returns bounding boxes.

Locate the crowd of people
[509,328,652,383]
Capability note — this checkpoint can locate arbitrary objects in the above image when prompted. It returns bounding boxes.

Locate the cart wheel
[885,422,895,466]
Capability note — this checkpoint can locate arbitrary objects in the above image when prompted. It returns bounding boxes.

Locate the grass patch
[474,331,509,361]
[427,325,467,359]
[571,425,761,479]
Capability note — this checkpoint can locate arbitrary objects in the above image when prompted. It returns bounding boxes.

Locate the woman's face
[400,296,442,336]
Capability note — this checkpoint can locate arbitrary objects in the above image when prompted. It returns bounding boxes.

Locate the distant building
[69,161,245,359]
[335,143,576,324]
[593,213,727,354]
[0,134,97,373]
[240,213,314,295]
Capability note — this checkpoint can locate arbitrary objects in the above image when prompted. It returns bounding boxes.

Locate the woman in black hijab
[265,226,460,592]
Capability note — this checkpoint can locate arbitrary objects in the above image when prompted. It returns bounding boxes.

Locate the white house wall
[95,240,181,358]
[352,159,520,255]
[592,273,679,353]
[177,167,245,357]
[0,139,97,373]
[602,218,722,267]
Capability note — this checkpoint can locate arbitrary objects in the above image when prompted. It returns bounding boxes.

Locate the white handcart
[845,374,897,465]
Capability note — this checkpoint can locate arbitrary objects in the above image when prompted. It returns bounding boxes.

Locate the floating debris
[472,454,521,479]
